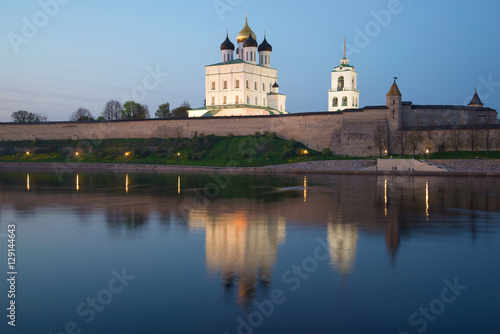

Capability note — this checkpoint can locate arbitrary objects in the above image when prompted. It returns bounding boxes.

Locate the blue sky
[0,0,499,122]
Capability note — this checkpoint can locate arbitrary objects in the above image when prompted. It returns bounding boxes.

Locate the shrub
[322,148,332,157]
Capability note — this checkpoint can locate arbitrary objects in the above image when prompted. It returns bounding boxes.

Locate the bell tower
[328,38,359,111]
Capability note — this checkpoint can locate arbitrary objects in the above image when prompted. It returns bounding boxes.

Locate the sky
[0,0,499,122]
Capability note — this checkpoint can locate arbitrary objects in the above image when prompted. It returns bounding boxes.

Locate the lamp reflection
[125,174,129,193]
[303,176,307,202]
[425,180,429,222]
[27,173,30,191]
[76,174,79,191]
[178,175,181,195]
[384,178,388,217]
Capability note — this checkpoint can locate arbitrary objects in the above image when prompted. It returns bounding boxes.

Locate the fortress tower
[328,38,359,111]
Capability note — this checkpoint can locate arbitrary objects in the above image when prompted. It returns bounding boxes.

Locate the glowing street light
[125,152,130,156]
[26,151,30,155]
[177,152,181,157]
[426,149,430,159]
[75,152,79,156]
[303,150,309,155]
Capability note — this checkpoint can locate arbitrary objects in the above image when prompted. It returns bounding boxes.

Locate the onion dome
[243,33,258,47]
[272,81,279,88]
[237,17,257,43]
[220,34,235,51]
[258,36,272,52]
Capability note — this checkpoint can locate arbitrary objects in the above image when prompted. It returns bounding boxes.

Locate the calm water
[0,171,499,334]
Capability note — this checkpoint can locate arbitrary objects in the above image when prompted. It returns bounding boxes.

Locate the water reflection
[126,173,129,193]
[190,209,286,308]
[425,179,429,222]
[327,215,358,278]
[303,175,307,202]
[27,173,30,191]
[76,174,80,191]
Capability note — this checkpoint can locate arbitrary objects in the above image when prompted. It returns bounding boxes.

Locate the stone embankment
[429,159,500,172]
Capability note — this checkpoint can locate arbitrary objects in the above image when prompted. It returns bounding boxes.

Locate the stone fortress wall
[0,103,498,157]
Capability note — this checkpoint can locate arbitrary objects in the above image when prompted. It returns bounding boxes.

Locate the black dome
[272,82,279,88]
[243,33,258,47]
[220,35,235,51]
[258,37,272,52]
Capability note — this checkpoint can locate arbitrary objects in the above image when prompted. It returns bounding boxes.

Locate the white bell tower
[328,38,360,111]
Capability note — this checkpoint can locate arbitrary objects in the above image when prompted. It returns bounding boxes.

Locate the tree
[11,110,48,123]
[466,118,482,159]
[482,125,493,159]
[407,129,421,158]
[171,101,191,118]
[102,100,122,120]
[121,101,149,120]
[433,130,448,159]
[372,122,387,157]
[155,102,171,118]
[11,110,34,123]
[33,113,48,122]
[70,108,94,122]
[396,130,408,158]
[449,128,463,159]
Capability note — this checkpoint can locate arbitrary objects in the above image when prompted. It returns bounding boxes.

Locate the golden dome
[237,18,257,44]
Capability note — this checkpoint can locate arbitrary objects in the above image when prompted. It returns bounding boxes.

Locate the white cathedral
[188,17,288,117]
[328,38,360,112]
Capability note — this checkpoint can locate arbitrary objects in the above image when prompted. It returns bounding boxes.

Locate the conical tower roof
[468,89,483,107]
[387,80,402,97]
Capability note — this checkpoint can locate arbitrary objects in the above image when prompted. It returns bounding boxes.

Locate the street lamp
[426,149,430,159]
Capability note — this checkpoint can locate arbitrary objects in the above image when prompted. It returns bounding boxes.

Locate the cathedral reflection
[327,215,358,278]
[189,209,286,308]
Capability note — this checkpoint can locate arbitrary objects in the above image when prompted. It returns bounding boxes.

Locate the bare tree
[449,128,463,159]
[70,108,94,122]
[11,110,48,123]
[396,130,409,158]
[466,118,482,159]
[482,125,493,159]
[407,129,421,158]
[102,100,122,120]
[433,130,448,159]
[372,122,388,157]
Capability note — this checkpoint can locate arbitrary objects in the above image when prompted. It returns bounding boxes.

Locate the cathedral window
[235,80,240,89]
[247,96,250,104]
[246,80,249,89]
[254,82,257,90]
[338,77,345,91]
[263,83,265,91]
[211,82,216,90]
[223,80,228,89]
[342,96,348,106]
[332,97,338,107]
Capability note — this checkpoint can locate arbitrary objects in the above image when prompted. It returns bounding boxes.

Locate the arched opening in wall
[246,51,249,61]
[332,97,338,107]
[211,82,216,90]
[246,80,249,89]
[392,110,395,114]
[338,76,344,91]
[224,54,226,62]
[393,100,395,104]
[254,82,257,90]
[265,55,268,64]
[211,97,215,105]
[255,97,258,105]
[235,80,240,88]
[223,96,227,104]
[342,96,348,106]
[352,78,355,89]
[247,96,250,104]
[250,52,253,61]
[235,95,239,104]
[263,83,265,91]
[223,80,228,89]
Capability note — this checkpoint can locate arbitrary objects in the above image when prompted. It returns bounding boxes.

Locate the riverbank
[0,160,499,176]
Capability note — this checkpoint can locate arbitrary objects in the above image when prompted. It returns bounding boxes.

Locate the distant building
[188,17,287,117]
[328,38,359,112]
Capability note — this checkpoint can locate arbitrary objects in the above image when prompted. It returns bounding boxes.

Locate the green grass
[0,135,365,167]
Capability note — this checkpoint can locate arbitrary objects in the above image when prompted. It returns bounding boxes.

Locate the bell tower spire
[343,36,346,59]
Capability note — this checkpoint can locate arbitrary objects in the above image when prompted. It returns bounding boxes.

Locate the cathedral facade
[188,17,287,118]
